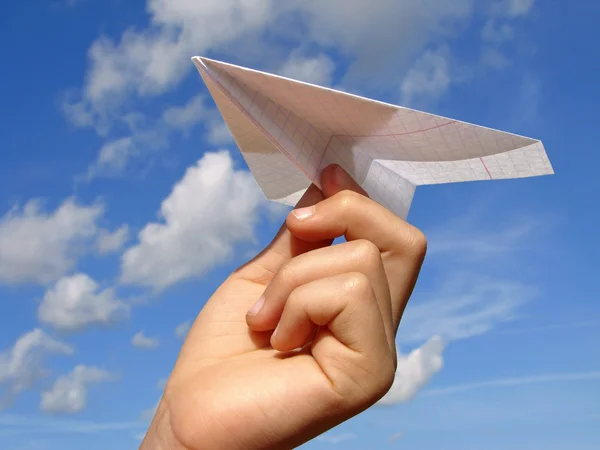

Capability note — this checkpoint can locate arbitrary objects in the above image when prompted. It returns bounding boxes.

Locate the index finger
[285,186,427,332]
[244,166,369,280]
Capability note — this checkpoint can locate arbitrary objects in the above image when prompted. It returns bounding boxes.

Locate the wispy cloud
[40,366,115,414]
[140,398,160,422]
[95,225,130,254]
[497,319,600,335]
[400,274,537,343]
[278,52,335,86]
[0,330,73,408]
[424,371,600,397]
[65,0,475,125]
[81,95,216,181]
[401,46,452,106]
[174,321,191,339]
[316,432,357,444]
[426,213,540,262]
[131,332,159,350]
[402,208,544,343]
[0,414,144,434]
[388,432,404,443]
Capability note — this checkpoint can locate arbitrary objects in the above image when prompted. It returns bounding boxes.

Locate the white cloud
[174,321,191,339]
[85,137,138,180]
[162,95,206,133]
[0,199,103,285]
[38,274,129,332]
[120,150,265,289]
[479,1,535,72]
[79,0,278,110]
[399,276,537,343]
[278,53,335,86]
[141,397,161,421]
[206,119,233,145]
[95,225,130,254]
[0,330,73,406]
[131,332,159,350]
[83,95,214,180]
[94,137,136,172]
[481,47,512,69]
[401,46,452,105]
[378,336,445,405]
[40,365,114,414]
[67,0,475,126]
[292,0,472,83]
[66,0,488,183]
[61,87,119,138]
[315,433,357,444]
[482,19,515,43]
[492,0,536,18]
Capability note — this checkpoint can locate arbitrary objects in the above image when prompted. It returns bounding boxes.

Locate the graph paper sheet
[192,56,554,219]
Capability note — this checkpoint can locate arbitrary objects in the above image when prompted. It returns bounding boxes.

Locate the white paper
[192,56,554,219]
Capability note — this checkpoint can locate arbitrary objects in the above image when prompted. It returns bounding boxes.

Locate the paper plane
[192,56,553,219]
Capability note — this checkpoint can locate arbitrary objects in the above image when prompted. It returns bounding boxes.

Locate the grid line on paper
[198,70,311,199]
[197,63,319,185]
[194,57,554,218]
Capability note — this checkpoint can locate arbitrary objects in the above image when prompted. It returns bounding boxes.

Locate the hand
[140,165,427,450]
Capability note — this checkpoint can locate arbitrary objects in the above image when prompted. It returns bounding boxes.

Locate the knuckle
[351,239,381,266]
[335,189,362,212]
[276,261,299,287]
[405,225,428,258]
[342,272,372,296]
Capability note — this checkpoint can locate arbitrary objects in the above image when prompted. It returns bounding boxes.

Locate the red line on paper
[201,62,460,186]
[480,157,493,179]
[316,121,457,177]
[336,120,457,140]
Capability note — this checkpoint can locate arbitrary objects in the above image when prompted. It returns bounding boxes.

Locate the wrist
[139,398,187,450]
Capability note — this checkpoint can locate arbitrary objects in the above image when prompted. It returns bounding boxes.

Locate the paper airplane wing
[192,57,553,220]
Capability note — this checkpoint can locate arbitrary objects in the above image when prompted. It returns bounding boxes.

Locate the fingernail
[247,296,265,316]
[292,205,315,221]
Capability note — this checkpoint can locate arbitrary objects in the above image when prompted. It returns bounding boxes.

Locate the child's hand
[141,164,427,450]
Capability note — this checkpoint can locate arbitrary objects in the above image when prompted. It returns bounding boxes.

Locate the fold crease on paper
[192,56,553,220]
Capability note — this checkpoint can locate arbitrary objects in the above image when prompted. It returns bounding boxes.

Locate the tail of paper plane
[191,56,553,220]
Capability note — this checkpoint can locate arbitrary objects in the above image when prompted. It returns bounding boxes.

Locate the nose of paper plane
[191,56,207,71]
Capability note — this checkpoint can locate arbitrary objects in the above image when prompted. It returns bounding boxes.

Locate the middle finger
[246,239,395,353]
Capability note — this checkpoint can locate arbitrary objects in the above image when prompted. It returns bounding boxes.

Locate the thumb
[245,165,367,278]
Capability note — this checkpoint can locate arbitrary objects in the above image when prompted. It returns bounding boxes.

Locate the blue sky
[0,0,599,449]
